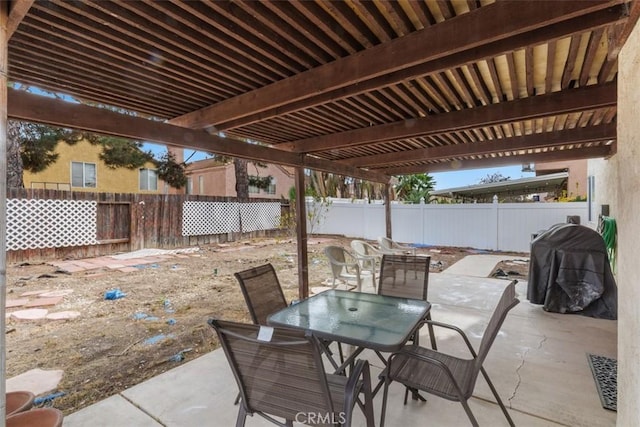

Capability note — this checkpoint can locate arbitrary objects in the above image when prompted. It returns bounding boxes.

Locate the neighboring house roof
[185,158,227,173]
[432,172,569,200]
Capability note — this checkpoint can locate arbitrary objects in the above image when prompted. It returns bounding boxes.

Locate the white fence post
[491,195,499,251]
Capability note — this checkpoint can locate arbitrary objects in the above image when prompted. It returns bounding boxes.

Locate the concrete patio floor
[63,258,617,427]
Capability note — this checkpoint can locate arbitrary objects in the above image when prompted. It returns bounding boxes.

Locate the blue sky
[145,143,533,190]
[430,166,535,190]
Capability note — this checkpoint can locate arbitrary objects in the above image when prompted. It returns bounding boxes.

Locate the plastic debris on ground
[133,263,160,269]
[143,333,175,346]
[34,391,66,406]
[104,289,126,300]
[132,312,159,321]
[166,318,177,325]
[168,348,193,363]
[163,299,175,313]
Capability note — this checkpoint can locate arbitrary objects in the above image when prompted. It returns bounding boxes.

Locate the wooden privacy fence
[6,189,285,263]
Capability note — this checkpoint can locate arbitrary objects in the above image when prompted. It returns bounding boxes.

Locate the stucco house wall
[536,159,587,199]
[589,18,640,424]
[22,139,165,194]
[185,159,294,199]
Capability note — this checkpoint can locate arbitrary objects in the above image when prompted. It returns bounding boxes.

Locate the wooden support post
[294,167,309,299]
[0,2,9,420]
[385,183,392,238]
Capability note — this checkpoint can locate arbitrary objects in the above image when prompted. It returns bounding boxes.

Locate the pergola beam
[6,0,33,39]
[214,5,626,131]
[349,123,616,167]
[281,82,617,153]
[380,144,614,175]
[7,89,389,183]
[169,0,622,130]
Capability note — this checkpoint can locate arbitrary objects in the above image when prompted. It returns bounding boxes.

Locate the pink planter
[6,391,35,417]
[6,408,63,427]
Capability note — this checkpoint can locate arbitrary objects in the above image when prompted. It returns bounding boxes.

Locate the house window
[248,176,260,194]
[139,168,158,191]
[198,176,204,195]
[266,179,276,195]
[186,177,193,195]
[71,162,97,188]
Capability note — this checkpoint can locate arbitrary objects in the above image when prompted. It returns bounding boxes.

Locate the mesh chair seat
[234,263,288,325]
[387,347,477,400]
[379,254,436,350]
[380,280,519,427]
[209,319,375,427]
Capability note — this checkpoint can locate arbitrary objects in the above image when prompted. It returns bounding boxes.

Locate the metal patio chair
[377,236,416,256]
[378,254,437,350]
[380,280,519,427]
[234,263,288,325]
[324,246,371,292]
[208,318,375,427]
[350,240,381,291]
[234,263,343,379]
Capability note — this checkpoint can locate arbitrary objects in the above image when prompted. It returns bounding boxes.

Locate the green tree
[394,174,436,203]
[7,119,187,189]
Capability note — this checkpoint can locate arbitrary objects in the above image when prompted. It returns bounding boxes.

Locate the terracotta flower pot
[6,408,63,427]
[5,391,35,416]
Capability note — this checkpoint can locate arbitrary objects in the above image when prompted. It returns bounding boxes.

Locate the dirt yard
[5,235,528,415]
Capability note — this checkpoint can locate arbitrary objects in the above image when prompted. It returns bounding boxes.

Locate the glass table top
[268,289,430,352]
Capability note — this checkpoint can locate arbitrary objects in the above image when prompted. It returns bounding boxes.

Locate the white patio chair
[350,240,381,291]
[324,246,371,292]
[377,236,416,256]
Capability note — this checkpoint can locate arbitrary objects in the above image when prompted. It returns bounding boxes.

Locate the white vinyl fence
[308,199,588,253]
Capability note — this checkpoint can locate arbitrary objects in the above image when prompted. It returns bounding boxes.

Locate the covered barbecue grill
[528,223,617,319]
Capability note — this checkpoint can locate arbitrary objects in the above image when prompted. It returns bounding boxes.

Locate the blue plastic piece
[104,289,126,300]
[34,391,66,406]
[166,318,177,325]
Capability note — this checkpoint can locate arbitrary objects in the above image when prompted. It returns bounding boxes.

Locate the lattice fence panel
[7,199,98,250]
[182,201,240,236]
[240,202,281,232]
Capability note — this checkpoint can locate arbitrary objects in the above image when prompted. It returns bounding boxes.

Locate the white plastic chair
[324,246,371,292]
[350,240,381,291]
[377,236,416,256]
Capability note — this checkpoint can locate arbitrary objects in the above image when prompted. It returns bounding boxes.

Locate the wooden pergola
[1,0,638,295]
[1,0,639,420]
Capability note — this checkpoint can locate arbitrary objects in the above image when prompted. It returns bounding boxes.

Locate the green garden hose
[599,216,617,273]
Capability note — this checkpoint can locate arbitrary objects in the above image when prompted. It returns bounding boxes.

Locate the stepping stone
[6,299,29,308]
[20,290,52,297]
[6,368,64,395]
[11,308,49,321]
[46,311,81,320]
[38,290,74,298]
[25,297,64,307]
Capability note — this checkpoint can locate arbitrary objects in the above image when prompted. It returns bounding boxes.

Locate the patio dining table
[267,289,431,394]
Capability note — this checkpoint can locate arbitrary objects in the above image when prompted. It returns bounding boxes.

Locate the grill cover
[527,223,617,319]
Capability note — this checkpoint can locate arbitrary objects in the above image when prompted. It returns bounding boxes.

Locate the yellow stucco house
[23,139,166,194]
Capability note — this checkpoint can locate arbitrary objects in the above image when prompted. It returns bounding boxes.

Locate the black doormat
[587,353,617,411]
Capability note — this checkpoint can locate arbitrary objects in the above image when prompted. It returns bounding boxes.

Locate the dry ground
[5,235,528,415]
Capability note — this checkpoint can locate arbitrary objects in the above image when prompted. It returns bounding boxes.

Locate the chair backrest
[324,245,357,275]
[234,263,288,325]
[378,254,430,300]
[350,240,378,258]
[208,318,335,421]
[475,280,520,369]
[378,237,395,252]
